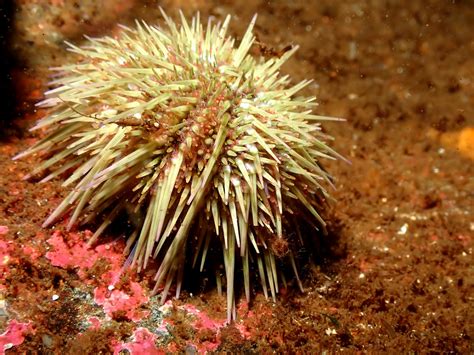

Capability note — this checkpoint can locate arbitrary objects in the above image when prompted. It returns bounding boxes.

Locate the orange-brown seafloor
[1,0,473,353]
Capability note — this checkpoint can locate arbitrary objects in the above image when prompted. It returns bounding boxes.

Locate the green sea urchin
[17,10,343,321]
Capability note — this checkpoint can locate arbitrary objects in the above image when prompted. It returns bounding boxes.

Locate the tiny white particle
[108,285,115,291]
[52,294,59,301]
[325,328,337,336]
[437,147,445,155]
[397,223,408,235]
[358,273,365,279]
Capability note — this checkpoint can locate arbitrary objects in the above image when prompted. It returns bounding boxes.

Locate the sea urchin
[16,10,344,321]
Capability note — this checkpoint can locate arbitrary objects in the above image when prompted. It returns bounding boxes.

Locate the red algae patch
[86,316,102,331]
[45,230,123,281]
[181,304,226,333]
[158,301,252,352]
[0,320,34,354]
[45,230,149,322]
[94,282,149,321]
[113,327,162,355]
[0,228,16,292]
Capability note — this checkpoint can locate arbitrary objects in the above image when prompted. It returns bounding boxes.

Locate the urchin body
[17,11,342,321]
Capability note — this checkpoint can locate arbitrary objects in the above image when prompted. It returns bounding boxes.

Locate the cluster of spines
[16,10,344,321]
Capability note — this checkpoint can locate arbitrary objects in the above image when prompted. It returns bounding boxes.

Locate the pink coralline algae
[94,281,149,321]
[1,228,15,292]
[46,230,123,281]
[0,239,14,269]
[113,327,162,355]
[21,244,41,261]
[1,228,43,291]
[1,227,43,279]
[45,230,149,321]
[173,303,252,352]
[182,304,226,333]
[183,305,225,352]
[87,316,102,330]
[0,320,34,354]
